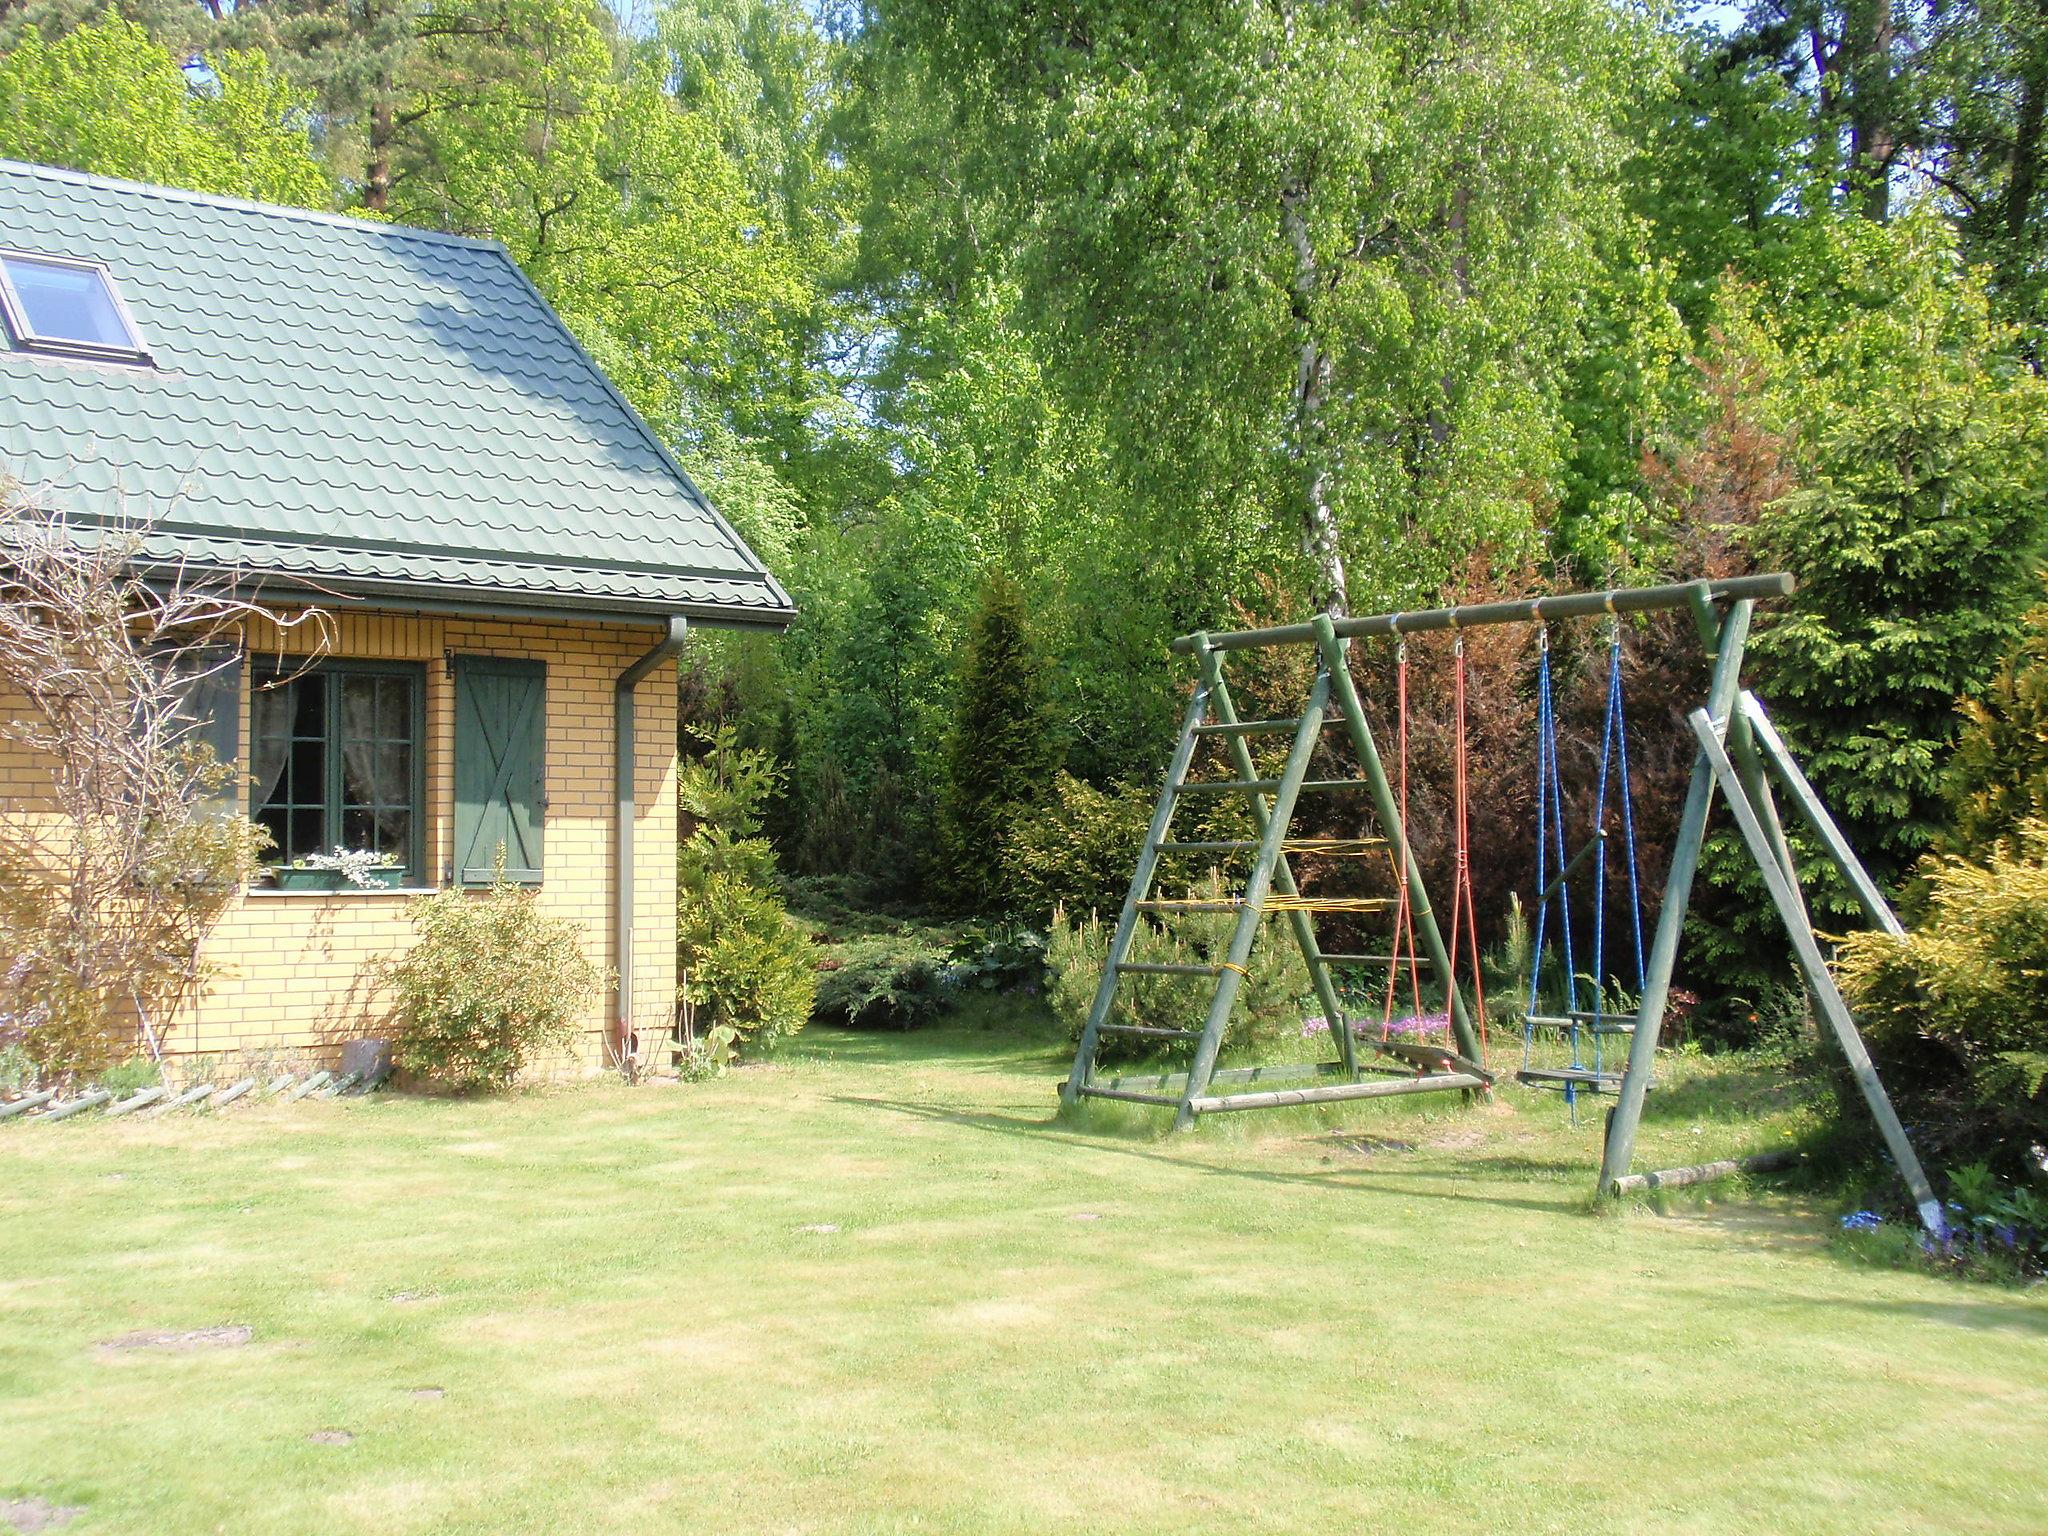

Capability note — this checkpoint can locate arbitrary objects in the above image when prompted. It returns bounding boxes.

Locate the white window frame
[0,249,152,364]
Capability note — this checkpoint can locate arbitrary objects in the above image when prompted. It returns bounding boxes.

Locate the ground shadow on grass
[1826,1294,2048,1335]
[835,1094,1578,1216]
[1632,1065,1812,1124]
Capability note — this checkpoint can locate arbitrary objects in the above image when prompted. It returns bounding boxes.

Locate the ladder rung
[1175,778,1280,795]
[1284,837,1389,849]
[1298,779,1371,792]
[1113,962,1221,976]
[1075,1085,1183,1106]
[1098,1024,1204,1040]
[1157,840,1260,853]
[1136,900,1246,912]
[1191,718,1312,737]
[1314,952,1434,967]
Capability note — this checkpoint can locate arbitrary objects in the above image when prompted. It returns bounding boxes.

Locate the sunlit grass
[1,1000,2042,1535]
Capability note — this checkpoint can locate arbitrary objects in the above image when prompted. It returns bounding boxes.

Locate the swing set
[1059,574,1946,1235]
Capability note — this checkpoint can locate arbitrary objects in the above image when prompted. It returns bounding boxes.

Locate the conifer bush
[939,570,1064,912]
[1047,874,1311,1065]
[1835,821,2048,1172]
[676,726,817,1050]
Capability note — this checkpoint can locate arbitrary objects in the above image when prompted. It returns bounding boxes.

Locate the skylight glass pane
[1,255,140,351]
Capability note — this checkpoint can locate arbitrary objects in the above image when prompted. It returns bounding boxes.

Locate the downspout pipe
[614,616,689,1063]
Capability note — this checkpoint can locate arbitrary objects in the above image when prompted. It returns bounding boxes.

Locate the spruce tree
[939,570,1062,912]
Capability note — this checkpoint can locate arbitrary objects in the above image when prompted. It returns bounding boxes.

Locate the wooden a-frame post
[1598,585,1943,1236]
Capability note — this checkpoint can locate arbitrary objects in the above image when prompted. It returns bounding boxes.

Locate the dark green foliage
[1835,822,2048,1175]
[1001,773,1153,925]
[811,935,952,1030]
[939,570,1064,911]
[946,923,1048,992]
[676,727,817,1049]
[1941,600,2048,858]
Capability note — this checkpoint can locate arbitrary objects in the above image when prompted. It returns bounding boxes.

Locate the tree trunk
[1282,185,1348,616]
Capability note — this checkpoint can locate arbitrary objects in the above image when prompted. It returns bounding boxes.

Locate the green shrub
[678,870,818,1047]
[1835,819,2048,1171]
[1046,873,1312,1065]
[676,725,817,1050]
[387,875,604,1091]
[813,934,953,1030]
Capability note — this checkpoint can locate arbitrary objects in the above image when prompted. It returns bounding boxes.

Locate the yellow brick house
[0,161,793,1069]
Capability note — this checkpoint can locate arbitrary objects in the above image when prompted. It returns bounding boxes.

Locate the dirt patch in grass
[96,1325,250,1353]
[307,1430,355,1446]
[0,1498,82,1533]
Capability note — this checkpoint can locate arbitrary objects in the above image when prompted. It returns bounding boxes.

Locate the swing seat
[1525,1011,1639,1036]
[1516,1066,1627,1093]
[1374,1037,1494,1084]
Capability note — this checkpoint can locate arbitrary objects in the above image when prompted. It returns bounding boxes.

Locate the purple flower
[1840,1210,1883,1232]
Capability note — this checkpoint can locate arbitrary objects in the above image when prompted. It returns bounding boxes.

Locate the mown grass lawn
[2,1007,2044,1535]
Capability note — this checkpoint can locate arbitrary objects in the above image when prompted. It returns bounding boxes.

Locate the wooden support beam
[1074,1085,1183,1107]
[106,1086,167,1117]
[1174,574,1795,653]
[211,1079,258,1108]
[1689,709,1944,1235]
[265,1074,297,1096]
[1063,675,1216,1106]
[0,1090,56,1121]
[1174,663,1339,1126]
[44,1089,112,1122]
[1740,693,1905,937]
[1190,1073,1485,1114]
[284,1072,331,1103]
[1608,1149,1799,1197]
[1201,655,1359,1083]
[1600,600,1753,1195]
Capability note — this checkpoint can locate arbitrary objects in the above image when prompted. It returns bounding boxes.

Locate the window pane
[343,804,411,862]
[291,673,327,736]
[290,739,324,803]
[289,808,324,863]
[3,256,138,350]
[377,677,408,740]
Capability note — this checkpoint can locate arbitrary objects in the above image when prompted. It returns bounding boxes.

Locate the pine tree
[1943,600,2048,859]
[939,570,1063,912]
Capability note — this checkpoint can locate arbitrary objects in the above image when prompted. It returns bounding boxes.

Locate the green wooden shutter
[453,656,545,886]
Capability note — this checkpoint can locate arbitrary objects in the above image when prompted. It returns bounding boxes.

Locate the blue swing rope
[1524,619,1648,1117]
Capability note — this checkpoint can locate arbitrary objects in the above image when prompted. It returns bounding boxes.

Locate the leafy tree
[939,570,1064,911]
[860,0,1663,614]
[0,14,331,205]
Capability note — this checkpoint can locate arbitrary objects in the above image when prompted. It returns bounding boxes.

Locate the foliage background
[4,0,2048,1042]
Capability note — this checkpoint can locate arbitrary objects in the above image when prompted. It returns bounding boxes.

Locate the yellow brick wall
[1,606,678,1074]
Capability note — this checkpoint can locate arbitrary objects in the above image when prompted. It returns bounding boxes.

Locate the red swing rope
[1444,633,1489,1059]
[1381,642,1426,1038]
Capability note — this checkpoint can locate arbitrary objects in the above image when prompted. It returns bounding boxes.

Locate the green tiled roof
[0,160,793,628]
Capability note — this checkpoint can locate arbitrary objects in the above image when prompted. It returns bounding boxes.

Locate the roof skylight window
[0,250,150,363]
